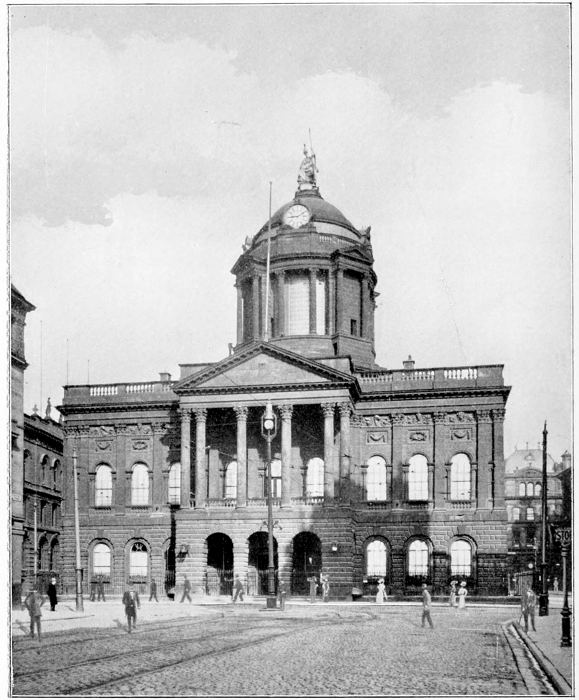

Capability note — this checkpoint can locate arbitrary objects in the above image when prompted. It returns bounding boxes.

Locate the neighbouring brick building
[59,153,510,599]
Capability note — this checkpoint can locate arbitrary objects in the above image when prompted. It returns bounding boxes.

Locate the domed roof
[256,189,359,238]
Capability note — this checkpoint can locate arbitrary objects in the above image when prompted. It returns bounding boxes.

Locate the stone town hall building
[59,153,510,598]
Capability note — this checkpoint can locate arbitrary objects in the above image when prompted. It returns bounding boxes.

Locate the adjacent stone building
[59,154,511,598]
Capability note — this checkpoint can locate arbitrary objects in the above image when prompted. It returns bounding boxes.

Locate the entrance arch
[206,533,234,595]
[291,532,322,595]
[247,532,278,595]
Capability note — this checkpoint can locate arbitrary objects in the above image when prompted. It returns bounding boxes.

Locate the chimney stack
[403,355,415,370]
[159,372,171,383]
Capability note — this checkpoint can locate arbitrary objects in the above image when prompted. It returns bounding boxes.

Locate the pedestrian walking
[278,580,287,610]
[457,581,468,610]
[321,574,330,602]
[307,575,318,604]
[180,575,192,603]
[232,575,245,603]
[421,583,434,629]
[96,574,106,602]
[449,580,458,608]
[122,585,140,633]
[89,579,96,602]
[376,578,387,604]
[24,588,45,640]
[553,577,559,593]
[47,577,58,611]
[521,588,537,632]
[149,579,159,602]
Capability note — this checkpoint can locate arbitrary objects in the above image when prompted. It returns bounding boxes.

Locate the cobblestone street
[12,603,557,696]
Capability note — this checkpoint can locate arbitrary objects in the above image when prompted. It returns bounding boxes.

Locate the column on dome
[338,402,351,501]
[336,268,345,335]
[433,412,446,509]
[309,269,317,334]
[194,409,207,508]
[179,409,192,507]
[234,406,248,507]
[236,284,243,346]
[476,410,492,509]
[328,269,336,336]
[391,413,405,506]
[278,405,293,506]
[252,275,260,340]
[275,271,285,337]
[492,409,506,507]
[322,403,336,500]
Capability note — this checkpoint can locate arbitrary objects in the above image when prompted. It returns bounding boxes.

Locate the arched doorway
[206,533,234,596]
[247,532,278,595]
[291,532,322,595]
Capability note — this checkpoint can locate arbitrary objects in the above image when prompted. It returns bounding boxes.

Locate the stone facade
[59,163,510,598]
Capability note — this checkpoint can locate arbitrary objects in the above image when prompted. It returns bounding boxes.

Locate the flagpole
[263,181,272,342]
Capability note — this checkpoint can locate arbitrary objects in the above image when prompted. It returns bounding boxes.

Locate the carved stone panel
[450,428,473,441]
[366,431,389,444]
[408,430,429,442]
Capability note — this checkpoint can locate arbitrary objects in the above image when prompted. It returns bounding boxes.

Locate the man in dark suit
[122,585,140,633]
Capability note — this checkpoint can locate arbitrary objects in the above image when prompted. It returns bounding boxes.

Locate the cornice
[181,381,355,396]
[358,386,511,403]
[58,400,178,416]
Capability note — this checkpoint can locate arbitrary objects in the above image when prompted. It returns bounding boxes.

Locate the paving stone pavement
[12,605,555,696]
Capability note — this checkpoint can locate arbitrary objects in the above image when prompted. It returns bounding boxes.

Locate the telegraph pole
[538,421,549,616]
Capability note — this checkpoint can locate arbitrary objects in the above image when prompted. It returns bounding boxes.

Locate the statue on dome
[297,144,318,189]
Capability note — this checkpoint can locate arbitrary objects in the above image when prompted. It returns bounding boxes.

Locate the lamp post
[72,448,84,611]
[539,421,549,616]
[554,527,572,647]
[261,401,278,608]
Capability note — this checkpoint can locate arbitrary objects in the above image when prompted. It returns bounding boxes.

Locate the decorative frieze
[492,409,506,423]
[476,410,492,424]
[126,424,152,436]
[362,415,391,427]
[447,412,474,424]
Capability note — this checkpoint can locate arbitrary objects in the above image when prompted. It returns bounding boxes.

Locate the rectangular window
[350,319,358,336]
[286,273,310,334]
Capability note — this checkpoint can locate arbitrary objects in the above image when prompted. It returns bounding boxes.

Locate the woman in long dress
[449,580,458,607]
[457,581,468,609]
[376,579,387,604]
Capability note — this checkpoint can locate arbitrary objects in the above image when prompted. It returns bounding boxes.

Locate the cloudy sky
[9,4,571,458]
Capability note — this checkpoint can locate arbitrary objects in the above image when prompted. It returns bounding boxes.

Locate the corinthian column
[234,406,248,507]
[321,403,335,500]
[194,409,207,508]
[179,408,192,508]
[278,405,293,506]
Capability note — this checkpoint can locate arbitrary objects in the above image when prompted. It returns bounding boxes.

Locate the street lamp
[554,527,572,647]
[539,421,549,616]
[261,401,278,609]
[72,448,84,611]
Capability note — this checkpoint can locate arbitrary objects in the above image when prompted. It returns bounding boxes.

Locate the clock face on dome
[283,204,311,229]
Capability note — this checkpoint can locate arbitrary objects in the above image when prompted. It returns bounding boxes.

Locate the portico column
[236,284,243,345]
[328,270,336,335]
[322,403,336,500]
[336,268,344,334]
[470,463,478,505]
[309,269,317,334]
[433,412,446,509]
[278,405,293,506]
[194,409,207,508]
[179,408,192,508]
[338,402,351,501]
[276,271,285,336]
[234,406,248,507]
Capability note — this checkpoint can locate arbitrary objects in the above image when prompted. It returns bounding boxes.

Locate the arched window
[285,272,310,335]
[130,542,148,578]
[526,482,534,497]
[224,461,237,499]
[408,540,429,576]
[366,456,387,501]
[306,458,324,498]
[131,463,149,505]
[52,459,60,487]
[526,507,535,521]
[40,455,49,484]
[23,450,31,482]
[51,503,58,526]
[93,542,111,577]
[518,482,526,497]
[40,502,47,525]
[95,464,113,507]
[534,483,541,497]
[512,507,520,521]
[450,540,472,577]
[450,453,471,501]
[408,455,428,501]
[168,463,181,504]
[366,539,387,577]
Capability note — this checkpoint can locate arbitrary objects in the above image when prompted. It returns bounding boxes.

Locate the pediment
[173,342,354,393]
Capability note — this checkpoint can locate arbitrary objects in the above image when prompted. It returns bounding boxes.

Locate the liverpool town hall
[59,152,510,599]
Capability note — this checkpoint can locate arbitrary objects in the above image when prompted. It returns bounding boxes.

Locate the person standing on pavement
[149,579,159,602]
[421,583,434,629]
[449,580,458,608]
[89,579,96,602]
[521,588,537,632]
[278,580,287,610]
[553,577,559,593]
[97,574,106,602]
[376,578,387,604]
[232,575,245,603]
[321,575,330,602]
[307,575,318,604]
[180,575,192,603]
[47,577,58,611]
[457,581,468,610]
[122,585,140,633]
[24,588,45,640]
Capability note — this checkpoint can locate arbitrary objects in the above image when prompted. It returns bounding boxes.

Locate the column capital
[63,425,80,438]
[152,421,168,434]
[277,404,293,421]
[234,405,248,421]
[491,409,506,423]
[477,410,492,424]
[337,402,352,418]
[350,414,363,428]
[392,413,406,426]
[193,408,207,423]
[433,412,447,425]
[321,402,336,418]
[178,407,192,420]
